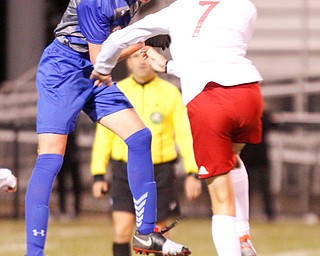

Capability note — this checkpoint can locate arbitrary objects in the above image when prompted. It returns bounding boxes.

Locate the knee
[113,212,135,243]
[113,223,134,243]
[125,128,152,150]
[211,192,236,216]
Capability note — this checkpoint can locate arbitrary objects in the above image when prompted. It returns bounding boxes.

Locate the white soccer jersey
[95,0,263,104]
[0,168,16,189]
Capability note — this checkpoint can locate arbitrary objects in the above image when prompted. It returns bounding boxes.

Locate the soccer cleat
[240,235,257,256]
[132,228,191,255]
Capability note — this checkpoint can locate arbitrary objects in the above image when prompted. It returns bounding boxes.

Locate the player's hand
[92,180,108,198]
[184,174,202,200]
[141,47,167,72]
[90,70,113,87]
[5,186,17,192]
[5,176,17,193]
[145,34,171,50]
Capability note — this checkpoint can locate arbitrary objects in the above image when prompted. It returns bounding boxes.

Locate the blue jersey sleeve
[77,0,113,44]
[77,0,133,45]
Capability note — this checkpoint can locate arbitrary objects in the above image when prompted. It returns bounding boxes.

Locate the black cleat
[133,225,191,255]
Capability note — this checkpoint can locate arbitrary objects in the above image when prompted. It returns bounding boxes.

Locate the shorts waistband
[205,81,260,89]
[52,38,90,60]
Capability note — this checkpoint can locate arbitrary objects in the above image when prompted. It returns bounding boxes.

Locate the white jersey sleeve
[94,4,174,75]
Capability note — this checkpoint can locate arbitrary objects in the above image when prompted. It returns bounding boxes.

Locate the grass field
[1,215,320,256]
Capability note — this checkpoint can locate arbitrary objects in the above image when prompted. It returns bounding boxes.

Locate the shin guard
[125,128,156,234]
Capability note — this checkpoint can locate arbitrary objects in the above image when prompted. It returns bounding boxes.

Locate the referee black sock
[113,242,131,256]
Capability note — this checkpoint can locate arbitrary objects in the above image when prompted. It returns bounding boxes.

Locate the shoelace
[160,215,186,234]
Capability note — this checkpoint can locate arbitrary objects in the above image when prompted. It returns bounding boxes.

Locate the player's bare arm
[118,42,145,62]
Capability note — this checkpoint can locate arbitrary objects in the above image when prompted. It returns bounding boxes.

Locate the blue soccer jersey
[37,0,140,134]
[54,0,137,53]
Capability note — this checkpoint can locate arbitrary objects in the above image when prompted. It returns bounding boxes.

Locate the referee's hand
[184,175,202,201]
[92,180,108,198]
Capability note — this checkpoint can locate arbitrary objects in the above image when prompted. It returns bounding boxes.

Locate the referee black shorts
[110,159,181,221]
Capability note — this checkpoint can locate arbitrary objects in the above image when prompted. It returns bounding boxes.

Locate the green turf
[1,215,320,256]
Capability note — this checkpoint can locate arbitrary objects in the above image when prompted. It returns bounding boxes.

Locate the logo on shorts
[199,166,209,175]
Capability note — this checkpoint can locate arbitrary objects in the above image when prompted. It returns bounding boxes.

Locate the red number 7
[193,1,219,37]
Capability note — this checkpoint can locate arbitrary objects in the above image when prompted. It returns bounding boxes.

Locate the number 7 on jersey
[193,1,219,37]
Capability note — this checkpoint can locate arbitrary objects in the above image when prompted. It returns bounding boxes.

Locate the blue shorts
[36,39,133,134]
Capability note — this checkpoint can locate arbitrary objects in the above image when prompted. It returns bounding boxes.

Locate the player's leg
[231,145,251,238]
[99,108,156,234]
[187,83,242,255]
[189,141,241,255]
[206,173,242,256]
[229,82,263,256]
[87,83,190,255]
[230,151,257,255]
[56,162,67,215]
[231,156,250,238]
[99,109,191,255]
[88,84,154,232]
[25,134,67,256]
[25,38,93,255]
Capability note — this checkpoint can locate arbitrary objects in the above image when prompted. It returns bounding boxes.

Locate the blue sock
[25,154,63,256]
[125,128,156,234]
